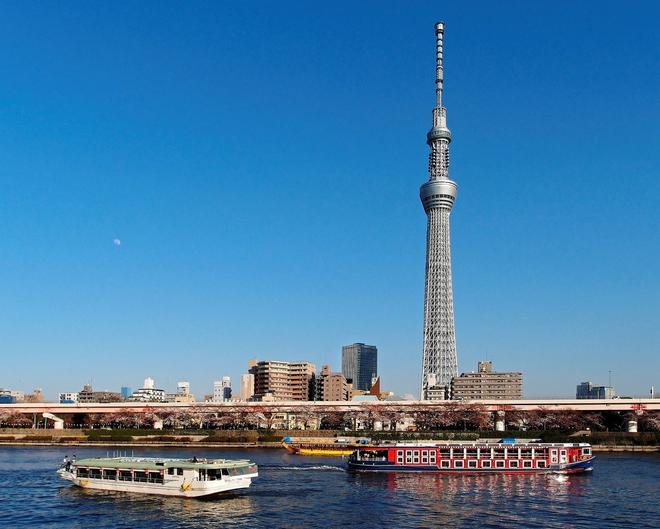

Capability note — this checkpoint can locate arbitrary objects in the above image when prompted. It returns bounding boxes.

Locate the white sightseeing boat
[57,456,258,498]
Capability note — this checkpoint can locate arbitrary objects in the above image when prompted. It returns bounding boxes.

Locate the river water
[0,446,657,528]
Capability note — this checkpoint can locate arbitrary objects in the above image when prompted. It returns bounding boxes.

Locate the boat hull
[282,441,356,456]
[57,469,255,498]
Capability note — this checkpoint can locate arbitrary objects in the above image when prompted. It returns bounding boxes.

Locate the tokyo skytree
[420,22,458,400]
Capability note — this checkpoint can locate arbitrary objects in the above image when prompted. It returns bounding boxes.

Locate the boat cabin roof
[72,457,253,471]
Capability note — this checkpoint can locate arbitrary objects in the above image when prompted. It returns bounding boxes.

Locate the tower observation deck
[420,22,458,399]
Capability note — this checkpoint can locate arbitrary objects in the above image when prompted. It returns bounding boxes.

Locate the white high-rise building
[212,377,232,402]
[420,22,459,400]
[212,380,223,402]
[177,381,190,396]
[128,377,164,402]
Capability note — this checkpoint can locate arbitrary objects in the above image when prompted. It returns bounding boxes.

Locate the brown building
[24,388,44,403]
[249,360,316,401]
[77,384,122,403]
[316,365,349,401]
[450,361,522,400]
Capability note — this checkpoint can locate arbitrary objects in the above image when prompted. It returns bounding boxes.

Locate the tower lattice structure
[420,22,458,399]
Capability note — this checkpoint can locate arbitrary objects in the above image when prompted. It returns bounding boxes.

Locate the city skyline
[1,2,658,399]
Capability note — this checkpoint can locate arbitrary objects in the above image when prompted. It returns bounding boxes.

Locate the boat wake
[266,465,346,472]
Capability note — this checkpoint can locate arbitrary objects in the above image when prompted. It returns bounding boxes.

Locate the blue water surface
[0,446,657,528]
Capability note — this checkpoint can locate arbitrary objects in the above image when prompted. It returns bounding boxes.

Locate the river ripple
[0,446,657,528]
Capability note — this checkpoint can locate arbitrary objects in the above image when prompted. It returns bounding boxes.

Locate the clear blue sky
[1,1,658,399]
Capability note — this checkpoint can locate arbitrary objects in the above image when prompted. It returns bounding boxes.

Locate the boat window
[134,471,148,483]
[221,468,230,476]
[509,461,519,468]
[119,470,132,481]
[560,450,567,456]
[481,460,492,468]
[89,468,102,479]
[148,471,163,484]
[440,460,450,468]
[405,451,413,464]
[493,448,505,459]
[413,451,420,464]
[421,451,428,464]
[439,448,451,459]
[468,460,478,468]
[77,467,89,478]
[177,468,183,476]
[523,460,533,468]
[520,449,533,459]
[582,448,591,456]
[495,460,505,468]
[102,469,117,480]
[167,468,175,475]
[454,460,464,468]
[429,451,437,464]
[537,461,547,468]
[396,450,404,464]
[466,449,478,459]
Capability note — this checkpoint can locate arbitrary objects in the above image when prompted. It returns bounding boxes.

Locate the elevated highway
[2,398,658,415]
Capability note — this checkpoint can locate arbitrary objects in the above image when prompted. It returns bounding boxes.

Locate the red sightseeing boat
[347,441,594,474]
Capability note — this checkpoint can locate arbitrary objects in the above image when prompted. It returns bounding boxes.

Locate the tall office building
[576,381,615,399]
[420,22,459,399]
[341,343,377,391]
[222,376,232,400]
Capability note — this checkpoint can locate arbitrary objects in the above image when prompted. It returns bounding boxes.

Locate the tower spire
[435,22,444,108]
[420,21,458,400]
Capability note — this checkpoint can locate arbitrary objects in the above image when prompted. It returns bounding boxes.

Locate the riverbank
[0,441,283,448]
[0,440,657,452]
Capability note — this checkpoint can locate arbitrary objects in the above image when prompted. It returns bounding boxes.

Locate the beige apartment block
[450,361,522,400]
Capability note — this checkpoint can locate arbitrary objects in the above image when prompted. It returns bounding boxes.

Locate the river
[0,446,657,528]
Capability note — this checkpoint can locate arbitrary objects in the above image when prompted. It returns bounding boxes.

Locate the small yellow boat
[281,437,371,456]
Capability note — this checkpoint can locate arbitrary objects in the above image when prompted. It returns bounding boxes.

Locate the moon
[113,238,121,246]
